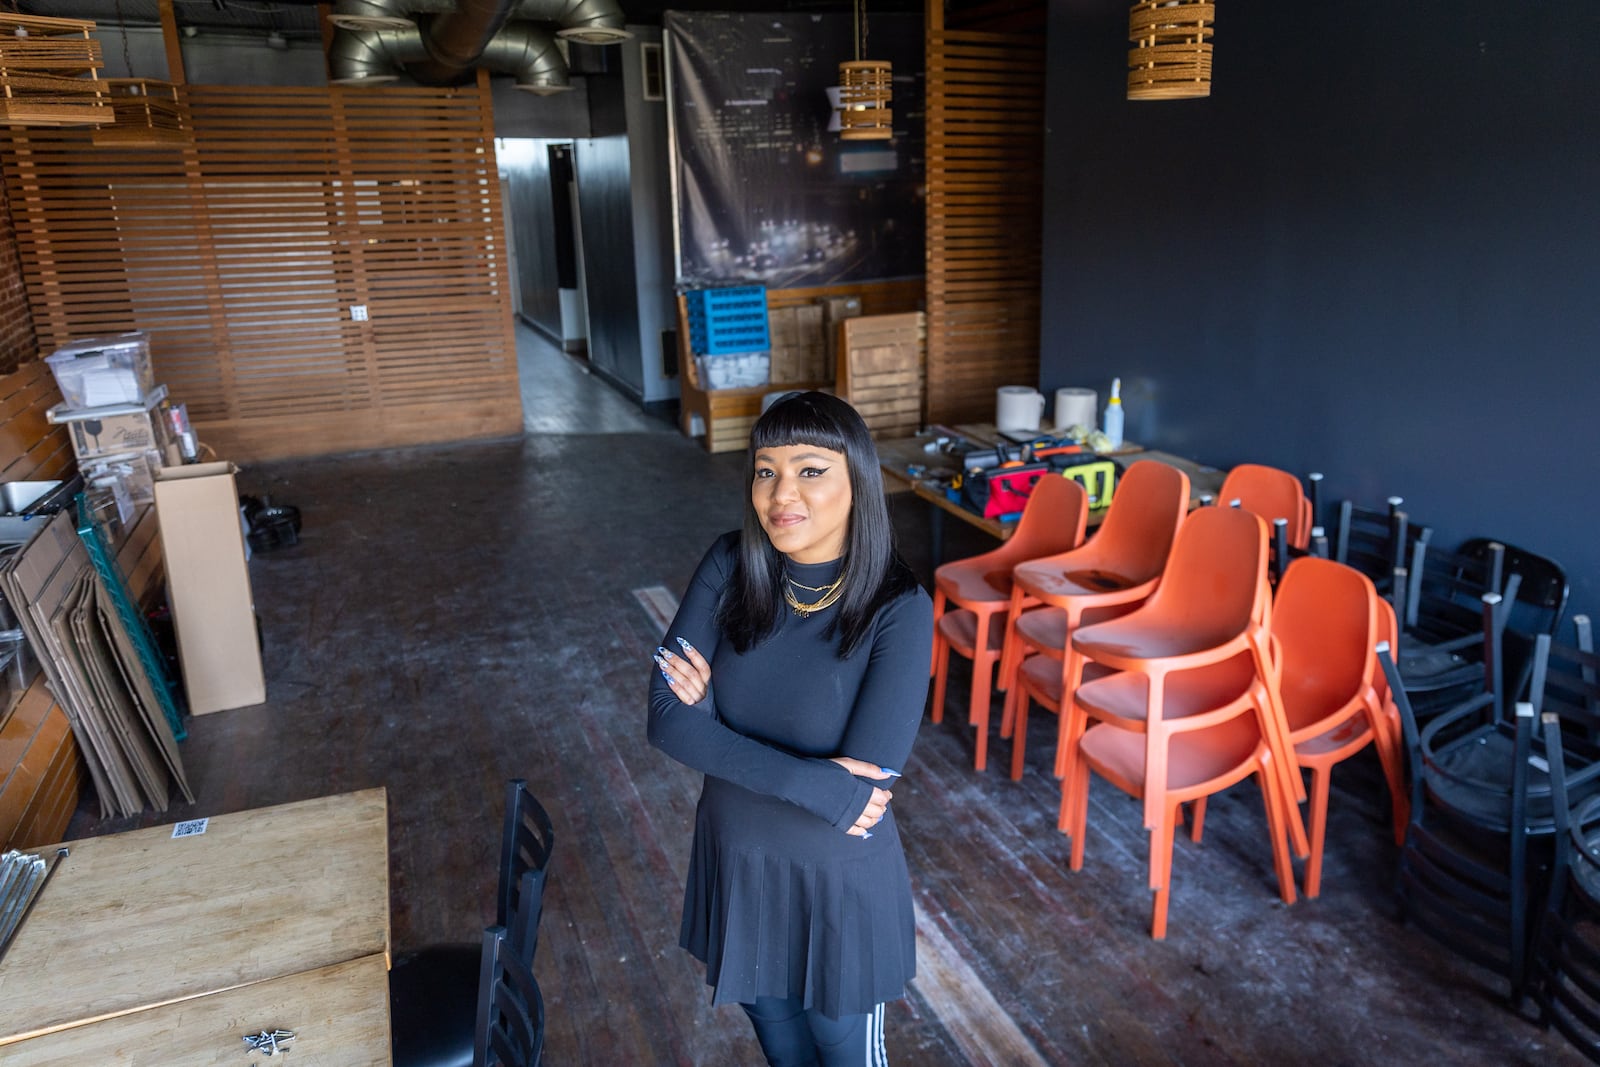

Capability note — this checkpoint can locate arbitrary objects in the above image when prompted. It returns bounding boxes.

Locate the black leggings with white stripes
[741,996,887,1067]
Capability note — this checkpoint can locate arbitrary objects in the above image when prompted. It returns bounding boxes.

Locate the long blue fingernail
[660,668,672,682]
[677,636,694,653]
[657,646,674,660]
[880,767,902,777]
[863,832,874,839]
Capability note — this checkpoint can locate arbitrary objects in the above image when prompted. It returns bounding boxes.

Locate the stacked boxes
[43,332,173,525]
[768,305,829,384]
[687,286,771,391]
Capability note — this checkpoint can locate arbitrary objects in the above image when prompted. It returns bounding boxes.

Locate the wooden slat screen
[2,84,521,461]
[925,28,1046,424]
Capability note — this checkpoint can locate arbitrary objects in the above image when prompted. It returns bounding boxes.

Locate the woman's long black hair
[716,391,918,659]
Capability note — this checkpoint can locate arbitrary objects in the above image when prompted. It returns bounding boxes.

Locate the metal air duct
[483,23,571,94]
[513,0,631,45]
[328,25,428,85]
[328,0,416,32]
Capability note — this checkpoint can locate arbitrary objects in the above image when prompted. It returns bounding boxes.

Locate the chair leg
[970,618,994,772]
[1368,702,1409,845]
[1188,798,1207,843]
[1066,747,1091,864]
[929,588,946,676]
[1054,649,1088,780]
[930,638,951,725]
[1303,765,1331,900]
[997,590,1027,693]
[1150,808,1178,940]
[1256,763,1298,906]
[1009,687,1036,782]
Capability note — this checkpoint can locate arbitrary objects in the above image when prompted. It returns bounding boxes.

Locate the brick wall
[0,181,36,376]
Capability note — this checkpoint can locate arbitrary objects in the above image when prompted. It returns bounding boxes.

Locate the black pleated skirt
[679,776,917,1020]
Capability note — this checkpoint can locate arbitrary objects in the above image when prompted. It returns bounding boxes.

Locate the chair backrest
[1087,459,1190,584]
[475,924,546,1067]
[1139,505,1267,644]
[1002,471,1088,562]
[1530,616,1600,740]
[1458,536,1569,638]
[1271,558,1377,730]
[1402,538,1501,639]
[1218,463,1311,549]
[499,780,555,962]
[1334,497,1408,582]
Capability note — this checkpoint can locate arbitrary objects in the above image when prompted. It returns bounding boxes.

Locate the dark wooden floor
[64,328,1582,1065]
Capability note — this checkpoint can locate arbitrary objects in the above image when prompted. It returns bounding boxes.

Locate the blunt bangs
[749,391,856,457]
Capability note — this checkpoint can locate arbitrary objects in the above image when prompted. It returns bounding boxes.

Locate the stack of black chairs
[1533,618,1600,1060]
[391,778,555,1067]
[1378,608,1598,1008]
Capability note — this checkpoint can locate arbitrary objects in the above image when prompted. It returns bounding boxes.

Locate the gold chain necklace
[785,575,844,618]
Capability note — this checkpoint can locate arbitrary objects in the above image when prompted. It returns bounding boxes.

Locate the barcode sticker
[171,818,209,838]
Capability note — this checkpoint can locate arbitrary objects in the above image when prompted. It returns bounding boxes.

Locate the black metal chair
[1396,540,1512,719]
[1378,639,1551,1005]
[391,780,555,1067]
[1381,612,1600,1005]
[1333,496,1410,594]
[1534,702,1600,1062]
[475,918,547,1066]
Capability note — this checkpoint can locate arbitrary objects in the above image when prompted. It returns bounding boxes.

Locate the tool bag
[961,462,1050,519]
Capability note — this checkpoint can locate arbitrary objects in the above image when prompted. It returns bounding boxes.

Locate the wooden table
[878,427,1229,561]
[0,788,391,1062]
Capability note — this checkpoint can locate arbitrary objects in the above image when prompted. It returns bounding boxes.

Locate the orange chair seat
[1073,615,1250,663]
[937,608,1007,657]
[1012,606,1070,658]
[1080,716,1264,794]
[1074,655,1257,729]
[1018,654,1113,708]
[936,564,1016,604]
[1013,562,1142,599]
[1277,674,1363,733]
[1294,716,1376,760]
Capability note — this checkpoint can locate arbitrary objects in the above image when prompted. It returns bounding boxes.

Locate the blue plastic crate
[686,286,769,355]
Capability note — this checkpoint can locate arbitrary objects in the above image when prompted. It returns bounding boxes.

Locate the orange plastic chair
[1217,463,1312,550]
[1259,557,1409,898]
[930,474,1088,771]
[1059,506,1300,938]
[996,460,1191,781]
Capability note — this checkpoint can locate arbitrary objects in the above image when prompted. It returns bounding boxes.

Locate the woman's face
[752,443,853,564]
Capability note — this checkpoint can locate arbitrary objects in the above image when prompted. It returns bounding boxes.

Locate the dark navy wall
[1039,2,1600,620]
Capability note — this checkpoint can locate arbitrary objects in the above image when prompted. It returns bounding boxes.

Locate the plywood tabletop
[3,953,392,1066]
[0,788,390,1045]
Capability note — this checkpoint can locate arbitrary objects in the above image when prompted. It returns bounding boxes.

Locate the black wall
[1040,2,1600,620]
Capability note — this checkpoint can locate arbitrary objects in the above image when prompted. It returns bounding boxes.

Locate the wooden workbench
[0,788,391,1059]
[876,426,1228,559]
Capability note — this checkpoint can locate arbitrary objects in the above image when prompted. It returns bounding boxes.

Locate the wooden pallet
[838,312,926,439]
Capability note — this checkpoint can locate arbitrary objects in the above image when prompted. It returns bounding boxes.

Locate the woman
[648,391,933,1066]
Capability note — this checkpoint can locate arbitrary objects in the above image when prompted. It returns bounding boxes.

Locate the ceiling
[17,0,939,41]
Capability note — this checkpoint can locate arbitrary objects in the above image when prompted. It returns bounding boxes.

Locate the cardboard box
[153,462,265,714]
[768,305,829,384]
[50,384,173,463]
[817,296,863,378]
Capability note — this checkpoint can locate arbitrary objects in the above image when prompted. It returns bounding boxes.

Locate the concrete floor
[65,324,1583,1065]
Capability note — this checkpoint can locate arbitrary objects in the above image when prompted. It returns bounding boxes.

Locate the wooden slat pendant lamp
[1127,1,1214,101]
[837,0,891,140]
[0,13,113,127]
[92,1,190,147]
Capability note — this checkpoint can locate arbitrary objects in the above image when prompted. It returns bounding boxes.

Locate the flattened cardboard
[153,462,265,714]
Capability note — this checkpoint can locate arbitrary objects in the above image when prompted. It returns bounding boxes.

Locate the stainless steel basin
[0,481,61,515]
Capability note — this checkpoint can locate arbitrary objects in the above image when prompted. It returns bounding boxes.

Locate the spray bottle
[1102,377,1124,449]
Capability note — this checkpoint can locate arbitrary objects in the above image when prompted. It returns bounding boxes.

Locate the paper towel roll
[1053,387,1097,432]
[996,386,1046,432]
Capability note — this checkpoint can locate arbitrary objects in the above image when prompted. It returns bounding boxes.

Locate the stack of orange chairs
[996,460,1191,782]
[929,475,1087,771]
[1058,506,1304,938]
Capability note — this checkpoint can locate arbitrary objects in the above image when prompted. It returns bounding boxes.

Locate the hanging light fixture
[0,13,114,127]
[836,0,891,141]
[91,0,189,147]
[1127,1,1214,101]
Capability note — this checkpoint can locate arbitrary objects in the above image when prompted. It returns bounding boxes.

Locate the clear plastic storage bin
[44,331,155,408]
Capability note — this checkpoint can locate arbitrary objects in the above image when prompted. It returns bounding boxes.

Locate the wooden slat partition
[2,83,521,461]
[925,24,1047,423]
